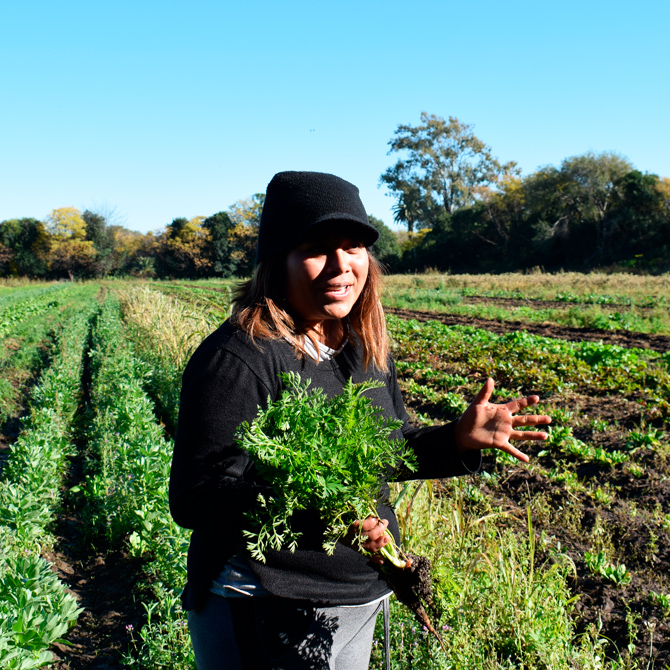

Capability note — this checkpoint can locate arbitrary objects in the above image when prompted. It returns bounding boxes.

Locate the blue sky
[1,0,668,234]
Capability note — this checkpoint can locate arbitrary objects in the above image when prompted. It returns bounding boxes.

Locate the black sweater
[169,321,480,610]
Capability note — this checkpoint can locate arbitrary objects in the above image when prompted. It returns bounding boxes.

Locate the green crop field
[1,274,668,669]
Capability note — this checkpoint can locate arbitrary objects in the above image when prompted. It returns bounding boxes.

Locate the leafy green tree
[367,215,401,270]
[48,239,97,280]
[202,211,237,276]
[523,152,634,267]
[390,182,426,235]
[227,222,258,277]
[166,217,190,240]
[203,201,261,278]
[607,171,670,269]
[45,206,87,239]
[558,151,633,261]
[44,207,96,279]
[0,218,50,277]
[82,209,117,277]
[381,113,518,233]
[155,217,212,278]
[222,196,264,276]
[0,240,10,275]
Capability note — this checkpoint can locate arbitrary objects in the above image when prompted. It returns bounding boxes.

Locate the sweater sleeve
[169,339,277,532]
[387,357,482,481]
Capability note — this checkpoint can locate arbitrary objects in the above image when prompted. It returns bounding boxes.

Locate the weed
[648,591,670,618]
[591,418,610,432]
[584,551,632,586]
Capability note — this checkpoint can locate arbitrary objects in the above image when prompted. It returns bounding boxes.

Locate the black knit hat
[256,171,379,262]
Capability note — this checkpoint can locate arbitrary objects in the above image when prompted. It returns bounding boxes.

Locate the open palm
[455,378,551,462]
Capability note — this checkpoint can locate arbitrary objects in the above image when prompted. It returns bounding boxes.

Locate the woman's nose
[326,248,350,272]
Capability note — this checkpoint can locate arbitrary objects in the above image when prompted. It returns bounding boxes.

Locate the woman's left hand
[455,378,551,463]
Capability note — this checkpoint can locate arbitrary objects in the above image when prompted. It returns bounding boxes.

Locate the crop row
[80,295,194,667]
[388,314,670,500]
[0,284,61,311]
[117,285,220,433]
[384,273,670,306]
[0,285,75,339]
[389,315,670,419]
[0,298,94,669]
[0,310,61,426]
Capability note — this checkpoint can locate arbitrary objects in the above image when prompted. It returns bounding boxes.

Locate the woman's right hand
[343,516,390,564]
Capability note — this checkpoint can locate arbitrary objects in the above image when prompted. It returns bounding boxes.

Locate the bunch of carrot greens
[236,372,414,566]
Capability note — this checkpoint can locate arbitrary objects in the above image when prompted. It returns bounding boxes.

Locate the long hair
[231,251,388,371]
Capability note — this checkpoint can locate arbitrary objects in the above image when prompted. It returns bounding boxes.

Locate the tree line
[381,113,670,273]
[2,113,668,279]
[0,197,266,280]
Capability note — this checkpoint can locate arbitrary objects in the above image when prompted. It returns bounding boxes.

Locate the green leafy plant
[82,296,193,668]
[626,427,664,451]
[236,372,416,565]
[648,591,670,617]
[584,551,632,586]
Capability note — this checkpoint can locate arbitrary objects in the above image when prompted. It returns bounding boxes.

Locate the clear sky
[1,0,668,234]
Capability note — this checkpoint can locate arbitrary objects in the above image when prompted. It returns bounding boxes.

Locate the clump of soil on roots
[382,553,447,651]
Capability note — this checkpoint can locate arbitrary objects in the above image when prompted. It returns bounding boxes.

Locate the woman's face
[285,233,370,331]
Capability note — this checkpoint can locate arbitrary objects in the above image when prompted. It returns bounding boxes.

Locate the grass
[370,483,618,669]
[381,272,670,335]
[384,271,670,303]
[116,284,221,432]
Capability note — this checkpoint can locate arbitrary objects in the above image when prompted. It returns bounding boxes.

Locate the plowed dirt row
[460,294,657,311]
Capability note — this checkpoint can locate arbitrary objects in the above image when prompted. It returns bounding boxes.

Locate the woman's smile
[322,283,352,298]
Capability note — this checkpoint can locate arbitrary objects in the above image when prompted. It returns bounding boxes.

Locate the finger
[356,516,379,532]
[361,533,389,552]
[505,394,540,414]
[473,378,494,406]
[499,442,529,463]
[368,519,389,541]
[512,414,552,427]
[510,429,549,442]
[360,517,388,540]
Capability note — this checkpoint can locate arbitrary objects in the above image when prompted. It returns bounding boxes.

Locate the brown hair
[231,251,388,371]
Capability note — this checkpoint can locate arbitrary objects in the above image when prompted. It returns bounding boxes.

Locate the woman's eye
[298,238,364,256]
[296,241,326,255]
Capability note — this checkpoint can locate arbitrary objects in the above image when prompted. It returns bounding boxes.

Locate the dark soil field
[485,446,670,667]
[391,307,670,667]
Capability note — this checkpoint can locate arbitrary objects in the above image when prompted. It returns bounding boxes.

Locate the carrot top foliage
[236,372,416,562]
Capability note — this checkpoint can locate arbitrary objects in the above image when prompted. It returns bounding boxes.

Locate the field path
[48,461,145,669]
[386,307,670,352]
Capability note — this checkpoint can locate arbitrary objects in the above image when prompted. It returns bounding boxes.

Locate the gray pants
[188,593,384,670]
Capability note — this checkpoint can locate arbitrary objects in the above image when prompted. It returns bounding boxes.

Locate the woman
[169,171,551,669]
